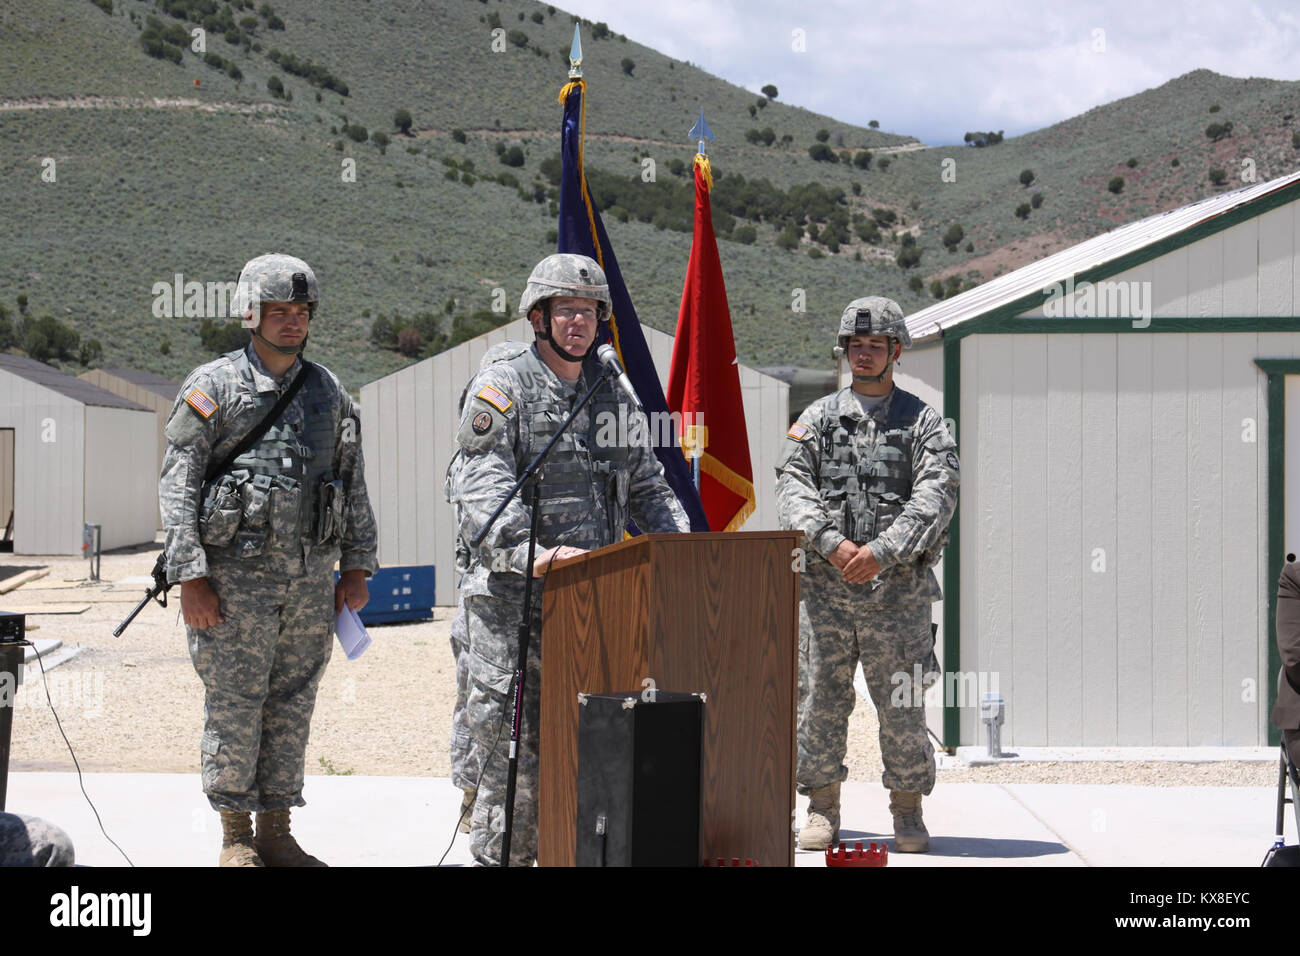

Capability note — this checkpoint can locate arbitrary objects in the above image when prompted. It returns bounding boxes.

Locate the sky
[556,0,1300,145]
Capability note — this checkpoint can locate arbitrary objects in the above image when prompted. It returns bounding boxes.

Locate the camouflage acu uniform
[0,812,74,866]
[776,384,958,796]
[160,342,378,813]
[447,342,530,793]
[451,343,689,866]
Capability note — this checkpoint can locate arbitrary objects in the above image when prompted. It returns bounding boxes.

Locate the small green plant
[1107,176,1124,194]
[318,757,354,776]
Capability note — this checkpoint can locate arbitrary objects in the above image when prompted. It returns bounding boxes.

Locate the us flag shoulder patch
[786,423,810,441]
[477,384,512,413]
[185,388,218,419]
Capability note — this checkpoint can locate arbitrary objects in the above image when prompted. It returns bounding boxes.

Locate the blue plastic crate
[335,564,435,625]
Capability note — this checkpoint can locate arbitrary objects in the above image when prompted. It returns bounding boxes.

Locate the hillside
[0,0,1297,391]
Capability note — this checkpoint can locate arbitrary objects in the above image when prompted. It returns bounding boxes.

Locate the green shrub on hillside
[199,318,248,355]
[808,143,836,163]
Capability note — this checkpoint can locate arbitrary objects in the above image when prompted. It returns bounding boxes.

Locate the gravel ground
[4,541,1276,788]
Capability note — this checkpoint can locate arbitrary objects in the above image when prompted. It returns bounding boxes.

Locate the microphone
[596,344,644,413]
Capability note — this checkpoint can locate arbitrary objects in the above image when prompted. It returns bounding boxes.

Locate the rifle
[113,553,169,638]
[113,361,313,637]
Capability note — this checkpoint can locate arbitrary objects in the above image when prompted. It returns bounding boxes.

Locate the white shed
[361,319,791,606]
[880,169,1300,749]
[0,354,158,554]
[78,367,181,530]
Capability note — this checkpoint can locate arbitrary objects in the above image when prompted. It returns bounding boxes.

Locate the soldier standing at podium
[775,297,959,853]
[450,253,689,866]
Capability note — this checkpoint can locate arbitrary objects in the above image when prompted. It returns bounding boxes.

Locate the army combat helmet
[518,253,611,363]
[833,295,911,384]
[232,253,320,356]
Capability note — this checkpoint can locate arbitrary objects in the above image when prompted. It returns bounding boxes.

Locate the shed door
[0,428,12,544]
[1287,378,1300,565]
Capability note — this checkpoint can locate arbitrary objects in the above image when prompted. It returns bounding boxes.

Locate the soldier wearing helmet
[159,253,378,867]
[450,253,689,866]
[775,295,958,855]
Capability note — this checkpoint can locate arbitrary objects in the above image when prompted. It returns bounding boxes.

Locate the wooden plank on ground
[0,568,49,594]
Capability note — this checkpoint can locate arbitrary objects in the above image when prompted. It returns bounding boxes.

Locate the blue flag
[556,81,710,532]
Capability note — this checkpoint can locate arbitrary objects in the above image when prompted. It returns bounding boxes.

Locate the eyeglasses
[552,306,598,321]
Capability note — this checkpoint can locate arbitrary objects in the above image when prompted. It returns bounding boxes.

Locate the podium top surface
[546,529,801,574]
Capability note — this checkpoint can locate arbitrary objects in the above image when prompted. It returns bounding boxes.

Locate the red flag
[666,155,755,532]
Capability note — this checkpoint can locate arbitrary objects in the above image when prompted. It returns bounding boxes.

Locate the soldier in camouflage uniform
[775,296,959,853]
[446,341,529,833]
[160,253,378,867]
[0,813,74,866]
[450,253,689,866]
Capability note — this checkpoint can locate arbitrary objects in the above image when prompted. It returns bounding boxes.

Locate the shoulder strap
[886,388,924,431]
[203,361,313,489]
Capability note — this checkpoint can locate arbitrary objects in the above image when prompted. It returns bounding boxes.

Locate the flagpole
[685,108,714,493]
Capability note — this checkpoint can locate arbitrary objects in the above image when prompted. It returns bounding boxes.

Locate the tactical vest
[201,356,337,561]
[504,348,631,549]
[818,389,924,544]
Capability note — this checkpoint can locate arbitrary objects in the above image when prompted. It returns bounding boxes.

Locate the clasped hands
[828,539,882,585]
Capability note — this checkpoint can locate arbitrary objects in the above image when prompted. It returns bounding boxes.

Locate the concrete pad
[794,781,1082,867]
[7,773,1281,868]
[1002,784,1279,867]
[5,772,475,867]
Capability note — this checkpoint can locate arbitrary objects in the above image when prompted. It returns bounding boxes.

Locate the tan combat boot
[218,810,264,867]
[889,790,930,853]
[254,809,328,867]
[798,782,841,850]
[458,788,475,835]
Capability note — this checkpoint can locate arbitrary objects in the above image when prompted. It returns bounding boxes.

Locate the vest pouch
[268,475,302,542]
[199,471,246,547]
[315,477,344,544]
[234,474,273,558]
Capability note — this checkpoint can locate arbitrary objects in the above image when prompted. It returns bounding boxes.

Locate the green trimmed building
[888,169,1300,749]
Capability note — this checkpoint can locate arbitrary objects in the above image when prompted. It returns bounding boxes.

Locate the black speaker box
[575,690,703,867]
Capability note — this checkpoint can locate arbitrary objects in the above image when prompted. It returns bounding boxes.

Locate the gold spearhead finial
[568,23,583,78]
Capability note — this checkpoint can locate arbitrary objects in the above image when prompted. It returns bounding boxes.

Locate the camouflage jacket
[159,344,379,584]
[450,343,688,597]
[775,385,959,605]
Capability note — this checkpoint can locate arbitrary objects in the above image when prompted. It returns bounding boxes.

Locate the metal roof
[906,168,1300,343]
[94,366,181,401]
[0,353,150,410]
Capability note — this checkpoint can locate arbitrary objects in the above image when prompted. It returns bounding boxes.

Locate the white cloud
[556,0,1300,143]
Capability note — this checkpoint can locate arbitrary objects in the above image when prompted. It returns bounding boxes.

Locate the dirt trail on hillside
[0,95,280,114]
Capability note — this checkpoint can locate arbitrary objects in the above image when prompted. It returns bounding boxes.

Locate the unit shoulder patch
[786,423,812,442]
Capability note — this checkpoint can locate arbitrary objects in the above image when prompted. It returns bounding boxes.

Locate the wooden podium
[538,530,801,867]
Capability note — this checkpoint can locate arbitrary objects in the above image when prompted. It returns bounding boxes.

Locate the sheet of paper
[335,604,371,660]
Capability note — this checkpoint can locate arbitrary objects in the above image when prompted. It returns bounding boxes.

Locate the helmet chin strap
[253,329,308,356]
[847,338,898,385]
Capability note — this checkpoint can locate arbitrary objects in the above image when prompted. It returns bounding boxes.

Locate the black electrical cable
[22,639,133,866]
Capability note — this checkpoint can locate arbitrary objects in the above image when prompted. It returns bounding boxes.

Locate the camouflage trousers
[186,547,336,813]
[0,812,75,866]
[797,559,936,796]
[464,587,543,867]
[449,597,480,791]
